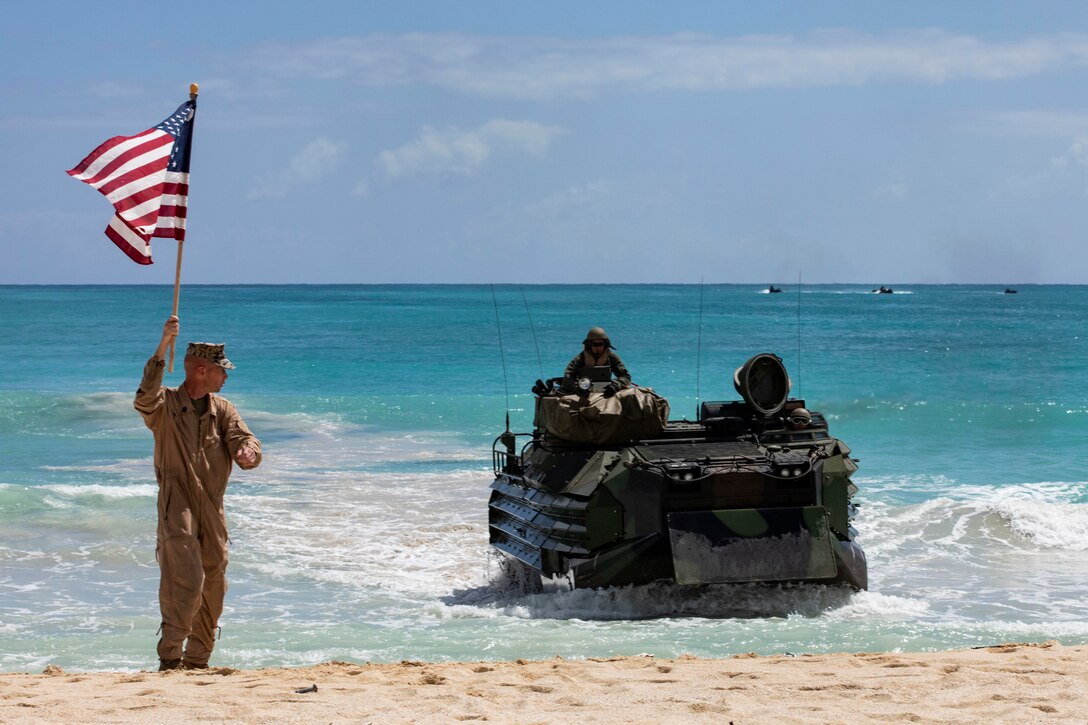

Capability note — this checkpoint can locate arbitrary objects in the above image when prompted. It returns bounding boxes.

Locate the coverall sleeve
[134,357,166,429]
[219,400,263,470]
[610,352,633,388]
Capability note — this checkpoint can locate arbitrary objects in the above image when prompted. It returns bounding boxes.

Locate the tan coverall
[135,357,262,665]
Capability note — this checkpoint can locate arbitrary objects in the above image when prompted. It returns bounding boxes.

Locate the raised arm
[134,316,178,428]
[153,316,179,362]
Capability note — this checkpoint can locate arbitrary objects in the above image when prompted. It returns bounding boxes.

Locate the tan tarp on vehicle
[535,387,670,444]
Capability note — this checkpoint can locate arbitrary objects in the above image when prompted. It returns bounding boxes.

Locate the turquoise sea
[1,284,1087,672]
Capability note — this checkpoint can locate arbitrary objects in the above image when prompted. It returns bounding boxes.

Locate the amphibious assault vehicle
[488,353,867,590]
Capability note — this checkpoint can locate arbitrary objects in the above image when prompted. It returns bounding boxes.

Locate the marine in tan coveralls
[135,316,262,671]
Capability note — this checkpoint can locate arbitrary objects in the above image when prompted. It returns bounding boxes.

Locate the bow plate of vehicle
[488,353,867,590]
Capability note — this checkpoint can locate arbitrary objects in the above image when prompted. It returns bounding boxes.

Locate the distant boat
[1004,288,1018,294]
[872,286,894,294]
[766,285,783,294]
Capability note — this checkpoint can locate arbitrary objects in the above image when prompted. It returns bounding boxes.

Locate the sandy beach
[2,641,1084,723]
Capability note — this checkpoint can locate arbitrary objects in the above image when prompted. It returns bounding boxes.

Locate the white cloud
[870,178,908,201]
[246,30,1088,99]
[1050,137,1088,195]
[1051,136,1088,169]
[999,135,1088,196]
[248,137,347,199]
[523,180,612,217]
[378,120,565,178]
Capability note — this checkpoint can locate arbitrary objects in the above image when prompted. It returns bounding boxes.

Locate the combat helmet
[583,326,613,349]
[787,407,812,425]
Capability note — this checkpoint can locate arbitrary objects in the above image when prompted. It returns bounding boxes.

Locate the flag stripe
[161,173,189,200]
[109,184,166,219]
[155,204,188,225]
[69,131,172,185]
[104,214,153,265]
[159,194,187,208]
[86,141,172,192]
[67,130,159,178]
[97,156,170,200]
[121,197,168,230]
[153,170,190,240]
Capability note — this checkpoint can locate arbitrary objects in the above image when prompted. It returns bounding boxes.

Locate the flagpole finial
[189,83,199,99]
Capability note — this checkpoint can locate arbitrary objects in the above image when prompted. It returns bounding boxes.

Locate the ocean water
[1,283,1086,672]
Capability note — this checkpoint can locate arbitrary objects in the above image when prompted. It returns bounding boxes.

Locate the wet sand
[2,642,1085,723]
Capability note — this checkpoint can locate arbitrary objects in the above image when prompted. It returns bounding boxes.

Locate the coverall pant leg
[156,535,204,660]
[155,483,204,661]
[183,537,228,666]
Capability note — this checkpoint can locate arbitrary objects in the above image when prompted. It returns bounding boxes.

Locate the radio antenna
[796,271,802,397]
[491,284,510,415]
[521,287,544,381]
[696,277,705,407]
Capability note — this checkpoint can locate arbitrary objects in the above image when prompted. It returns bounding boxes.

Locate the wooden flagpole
[168,241,184,372]
[168,82,199,372]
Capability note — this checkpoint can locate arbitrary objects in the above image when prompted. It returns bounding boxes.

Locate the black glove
[602,383,618,398]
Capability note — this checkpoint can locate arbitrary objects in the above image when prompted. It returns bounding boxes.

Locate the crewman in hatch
[786,407,812,430]
[563,326,632,397]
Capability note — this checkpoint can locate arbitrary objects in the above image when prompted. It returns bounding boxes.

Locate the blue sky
[3,1,1087,284]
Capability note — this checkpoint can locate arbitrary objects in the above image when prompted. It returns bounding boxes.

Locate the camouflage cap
[185,342,236,369]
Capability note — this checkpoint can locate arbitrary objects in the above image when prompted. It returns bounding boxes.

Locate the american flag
[67,99,196,265]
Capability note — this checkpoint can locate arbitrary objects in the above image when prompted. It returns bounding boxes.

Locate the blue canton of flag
[157,104,194,174]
